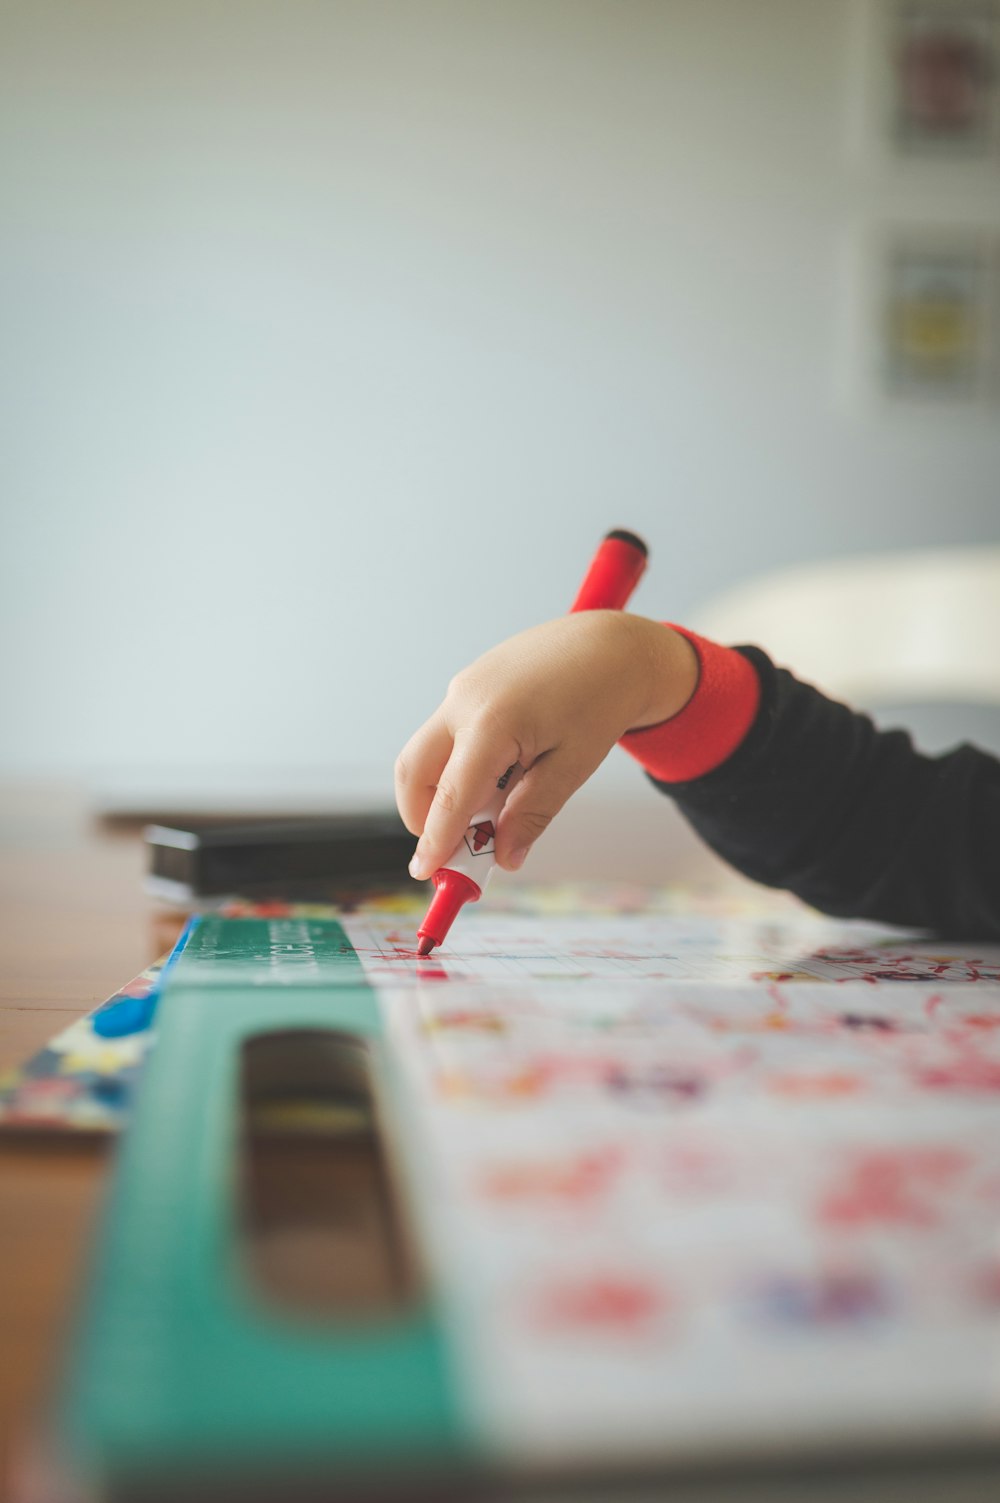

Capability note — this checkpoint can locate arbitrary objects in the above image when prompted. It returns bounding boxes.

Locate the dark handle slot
[238,1030,417,1321]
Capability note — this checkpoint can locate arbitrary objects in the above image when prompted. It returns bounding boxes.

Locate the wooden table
[0,784,157,1492]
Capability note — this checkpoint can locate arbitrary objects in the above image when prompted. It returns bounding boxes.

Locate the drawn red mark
[769,1072,863,1098]
[481,1147,623,1204]
[917,1058,1000,1092]
[975,1263,1000,1307]
[661,1144,735,1195]
[820,1148,967,1228]
[536,1275,662,1331]
[422,1010,504,1031]
[438,1064,548,1100]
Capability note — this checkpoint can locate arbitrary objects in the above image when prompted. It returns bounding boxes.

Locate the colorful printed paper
[366,915,1000,1458]
[0,958,164,1132]
[9,888,1000,1460]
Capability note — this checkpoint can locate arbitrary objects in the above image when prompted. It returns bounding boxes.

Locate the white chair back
[689,546,1000,708]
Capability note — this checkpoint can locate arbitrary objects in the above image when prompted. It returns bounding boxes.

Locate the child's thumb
[495,749,598,872]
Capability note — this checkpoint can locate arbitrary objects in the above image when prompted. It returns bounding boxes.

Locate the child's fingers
[394,715,454,836]
[494,742,608,871]
[411,726,521,879]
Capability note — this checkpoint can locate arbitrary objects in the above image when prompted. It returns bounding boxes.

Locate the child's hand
[395,612,698,879]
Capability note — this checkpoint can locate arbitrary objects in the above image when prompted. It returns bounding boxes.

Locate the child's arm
[396,614,1000,939]
[642,636,1000,941]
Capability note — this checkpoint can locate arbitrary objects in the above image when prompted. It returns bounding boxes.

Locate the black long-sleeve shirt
[656,647,1000,941]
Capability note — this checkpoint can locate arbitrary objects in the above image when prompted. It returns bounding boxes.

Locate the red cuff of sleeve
[619,625,760,783]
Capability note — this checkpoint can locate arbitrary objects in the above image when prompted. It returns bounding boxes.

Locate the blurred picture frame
[841,4,1000,413]
[879,230,999,400]
[890,0,1000,155]
[848,0,1000,161]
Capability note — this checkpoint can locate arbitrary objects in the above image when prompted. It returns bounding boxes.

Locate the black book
[145,812,413,903]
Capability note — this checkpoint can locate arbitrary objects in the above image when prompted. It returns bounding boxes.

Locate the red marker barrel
[569,529,649,613]
[416,528,650,955]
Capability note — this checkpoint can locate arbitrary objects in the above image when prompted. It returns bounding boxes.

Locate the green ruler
[62,917,470,1499]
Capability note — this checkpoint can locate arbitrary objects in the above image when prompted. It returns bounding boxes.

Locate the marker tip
[416,935,436,957]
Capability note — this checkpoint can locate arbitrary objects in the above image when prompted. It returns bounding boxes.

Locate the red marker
[416,529,649,956]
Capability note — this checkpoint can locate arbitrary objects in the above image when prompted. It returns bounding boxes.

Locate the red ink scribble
[974,1171,1000,1207]
[438,1063,548,1101]
[661,1143,735,1195]
[974,1263,1000,1307]
[769,1072,863,1098]
[436,1058,616,1106]
[382,941,450,966]
[809,950,1000,985]
[481,1146,624,1204]
[820,1148,967,1228]
[422,1009,505,1032]
[536,1274,663,1332]
[762,984,793,1029]
[916,1057,1000,1092]
[440,1050,740,1104]
[750,970,816,983]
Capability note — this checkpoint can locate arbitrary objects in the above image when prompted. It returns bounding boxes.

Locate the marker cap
[416,867,482,954]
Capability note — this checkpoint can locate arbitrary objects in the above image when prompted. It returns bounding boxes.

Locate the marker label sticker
[464,821,496,858]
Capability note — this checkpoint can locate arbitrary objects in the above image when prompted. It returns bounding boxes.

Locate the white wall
[1,1,997,838]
